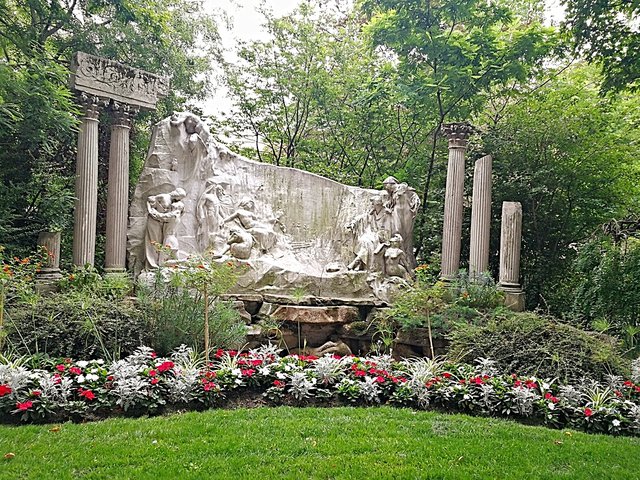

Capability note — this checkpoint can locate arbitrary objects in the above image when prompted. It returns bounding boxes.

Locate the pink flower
[55,364,65,372]
[16,401,33,411]
[69,367,82,375]
[149,370,157,377]
[157,361,174,373]
[0,384,11,397]
[151,378,159,385]
[78,389,95,401]
[354,370,366,377]
[375,376,385,384]
[584,407,594,417]
[241,369,255,377]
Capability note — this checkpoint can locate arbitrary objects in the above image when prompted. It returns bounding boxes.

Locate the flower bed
[0,346,639,436]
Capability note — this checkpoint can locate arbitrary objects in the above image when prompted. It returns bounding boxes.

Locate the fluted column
[499,201,525,311]
[104,102,134,275]
[36,231,62,293]
[469,155,492,279]
[440,123,473,280]
[73,94,101,267]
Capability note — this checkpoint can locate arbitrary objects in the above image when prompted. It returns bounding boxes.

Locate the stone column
[440,123,473,280]
[36,231,63,293]
[104,102,134,276]
[469,155,492,279]
[72,94,101,267]
[499,201,525,311]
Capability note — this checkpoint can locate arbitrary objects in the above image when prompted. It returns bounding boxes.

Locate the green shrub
[4,292,149,360]
[566,236,640,357]
[137,277,246,355]
[447,309,629,382]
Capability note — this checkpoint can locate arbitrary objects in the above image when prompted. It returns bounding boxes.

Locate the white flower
[542,382,550,390]
[95,359,105,365]
[76,361,89,368]
[77,375,86,383]
[86,374,99,382]
[612,419,621,427]
[548,402,555,410]
[276,372,286,380]
[259,367,270,376]
[231,368,242,377]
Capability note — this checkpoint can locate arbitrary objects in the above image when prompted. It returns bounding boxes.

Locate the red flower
[443,372,452,379]
[69,367,82,375]
[470,376,484,385]
[149,370,157,377]
[31,391,41,397]
[0,384,12,396]
[151,352,157,359]
[55,364,65,372]
[16,401,33,411]
[78,389,95,401]
[635,386,640,393]
[375,376,385,384]
[241,369,255,377]
[615,390,623,398]
[151,378,159,385]
[157,361,175,373]
[53,374,62,385]
[524,380,537,389]
[203,380,217,391]
[584,407,594,417]
[250,359,263,367]
[623,380,634,387]
[354,370,366,377]
[215,349,225,358]
[273,380,285,388]
[514,380,522,387]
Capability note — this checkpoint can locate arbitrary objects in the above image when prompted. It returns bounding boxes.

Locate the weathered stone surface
[232,300,252,324]
[70,52,169,110]
[268,305,360,324]
[469,155,492,278]
[503,290,525,312]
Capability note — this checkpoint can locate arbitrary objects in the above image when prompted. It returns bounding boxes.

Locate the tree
[359,0,558,255]
[563,0,640,92]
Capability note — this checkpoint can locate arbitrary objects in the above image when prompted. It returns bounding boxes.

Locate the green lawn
[0,407,638,480]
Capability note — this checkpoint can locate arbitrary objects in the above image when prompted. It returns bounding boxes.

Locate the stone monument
[128,112,420,304]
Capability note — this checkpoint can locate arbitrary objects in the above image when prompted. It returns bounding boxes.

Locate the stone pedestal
[105,103,134,275]
[498,201,524,311]
[440,123,473,280]
[469,155,492,279]
[72,94,101,267]
[36,231,63,293]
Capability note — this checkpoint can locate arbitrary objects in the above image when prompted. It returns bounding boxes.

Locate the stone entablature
[70,52,169,110]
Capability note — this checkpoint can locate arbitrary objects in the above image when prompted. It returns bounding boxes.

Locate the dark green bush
[4,292,149,360]
[447,310,629,382]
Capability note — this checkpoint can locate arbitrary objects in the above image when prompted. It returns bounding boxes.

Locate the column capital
[110,101,138,129]
[442,122,474,149]
[77,93,106,121]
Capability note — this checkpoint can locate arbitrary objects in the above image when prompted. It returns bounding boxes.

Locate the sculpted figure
[384,233,412,280]
[347,195,392,272]
[196,179,233,248]
[222,197,281,253]
[218,227,254,260]
[382,176,421,267]
[145,188,187,268]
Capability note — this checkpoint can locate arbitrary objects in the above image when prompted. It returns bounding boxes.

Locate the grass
[0,407,638,479]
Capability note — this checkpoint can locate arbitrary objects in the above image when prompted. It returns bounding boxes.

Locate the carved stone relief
[128,112,421,302]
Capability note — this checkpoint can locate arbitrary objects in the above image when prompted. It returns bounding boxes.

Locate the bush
[4,292,149,360]
[137,276,246,355]
[447,309,629,382]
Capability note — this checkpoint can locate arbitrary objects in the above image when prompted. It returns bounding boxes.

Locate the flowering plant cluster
[0,346,639,436]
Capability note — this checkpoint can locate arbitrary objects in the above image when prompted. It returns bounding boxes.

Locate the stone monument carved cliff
[128,113,420,302]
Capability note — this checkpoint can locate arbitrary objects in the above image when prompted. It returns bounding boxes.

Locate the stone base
[502,289,525,312]
[35,273,62,294]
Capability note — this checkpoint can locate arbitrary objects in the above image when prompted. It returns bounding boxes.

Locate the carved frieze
[70,52,170,110]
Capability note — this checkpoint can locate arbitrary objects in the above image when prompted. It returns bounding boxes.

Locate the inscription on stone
[70,52,169,110]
